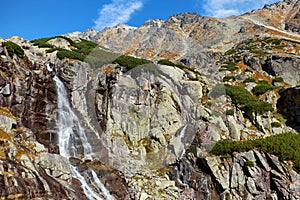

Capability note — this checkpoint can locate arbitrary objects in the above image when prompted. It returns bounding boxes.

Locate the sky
[0,0,280,40]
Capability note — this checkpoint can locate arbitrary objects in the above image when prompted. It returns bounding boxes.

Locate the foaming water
[54,76,114,200]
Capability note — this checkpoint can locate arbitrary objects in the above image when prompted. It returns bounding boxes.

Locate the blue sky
[1,0,279,40]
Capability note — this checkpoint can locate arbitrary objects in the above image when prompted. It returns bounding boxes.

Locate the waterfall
[54,76,114,200]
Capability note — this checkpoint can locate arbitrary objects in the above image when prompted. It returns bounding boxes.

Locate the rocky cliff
[0,0,300,199]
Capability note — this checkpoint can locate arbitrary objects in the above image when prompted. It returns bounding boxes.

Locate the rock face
[0,1,300,199]
[278,86,300,132]
[169,150,300,200]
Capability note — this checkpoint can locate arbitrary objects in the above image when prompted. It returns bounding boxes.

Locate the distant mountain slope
[66,0,299,67]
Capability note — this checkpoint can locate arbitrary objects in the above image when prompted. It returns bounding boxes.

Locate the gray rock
[1,84,11,96]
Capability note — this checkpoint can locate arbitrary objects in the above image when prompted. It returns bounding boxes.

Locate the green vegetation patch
[222,76,235,82]
[56,50,86,61]
[158,59,187,69]
[31,37,54,48]
[211,132,300,171]
[32,36,99,62]
[114,55,151,69]
[158,59,176,66]
[252,84,280,96]
[225,49,237,55]
[271,122,281,128]
[243,77,256,83]
[219,61,237,72]
[257,80,269,85]
[211,84,274,114]
[273,77,284,83]
[2,41,24,58]
[225,109,234,115]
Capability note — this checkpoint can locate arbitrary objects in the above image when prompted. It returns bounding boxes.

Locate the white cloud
[201,0,279,18]
[94,0,143,30]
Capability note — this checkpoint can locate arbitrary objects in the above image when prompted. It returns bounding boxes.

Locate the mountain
[0,0,299,199]
[66,0,300,62]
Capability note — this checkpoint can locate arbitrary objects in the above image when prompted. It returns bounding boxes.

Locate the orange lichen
[0,129,11,140]
[0,150,6,158]
[159,51,181,60]
[104,66,113,74]
[0,107,16,119]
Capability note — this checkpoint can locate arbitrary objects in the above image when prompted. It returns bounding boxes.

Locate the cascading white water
[54,76,114,200]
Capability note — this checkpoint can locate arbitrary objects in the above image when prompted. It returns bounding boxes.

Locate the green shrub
[252,84,279,96]
[225,49,237,55]
[114,55,151,68]
[223,76,235,82]
[225,109,234,115]
[158,59,176,66]
[211,132,300,171]
[2,41,24,58]
[251,50,269,56]
[243,77,256,83]
[241,100,274,114]
[57,50,85,61]
[224,84,274,114]
[46,48,60,53]
[271,122,282,128]
[273,77,284,83]
[219,61,237,72]
[32,36,98,60]
[257,80,269,85]
[157,59,188,70]
[220,154,232,159]
[266,38,282,45]
[245,160,255,167]
[72,39,98,55]
[31,37,54,48]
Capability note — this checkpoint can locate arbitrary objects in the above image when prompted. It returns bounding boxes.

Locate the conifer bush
[2,41,24,58]
[211,132,300,171]
[114,55,151,68]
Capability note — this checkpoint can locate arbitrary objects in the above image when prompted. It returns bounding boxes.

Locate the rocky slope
[66,0,300,65]
[0,0,300,199]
